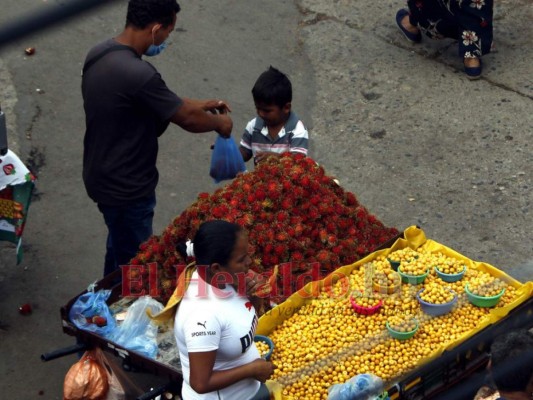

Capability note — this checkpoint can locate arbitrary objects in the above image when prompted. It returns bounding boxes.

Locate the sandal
[396,9,422,43]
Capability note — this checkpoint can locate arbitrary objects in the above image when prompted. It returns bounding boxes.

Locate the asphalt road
[0,0,531,399]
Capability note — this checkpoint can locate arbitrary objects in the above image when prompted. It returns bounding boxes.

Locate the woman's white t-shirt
[174,271,261,400]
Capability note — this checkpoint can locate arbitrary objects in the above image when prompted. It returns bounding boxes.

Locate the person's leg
[398,0,422,37]
[405,0,455,38]
[456,0,493,57]
[98,203,121,277]
[452,0,493,78]
[399,0,459,42]
[114,194,156,268]
[98,194,156,277]
[104,232,116,277]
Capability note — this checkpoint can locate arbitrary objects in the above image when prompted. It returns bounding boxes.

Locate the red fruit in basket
[19,303,32,315]
[92,316,107,327]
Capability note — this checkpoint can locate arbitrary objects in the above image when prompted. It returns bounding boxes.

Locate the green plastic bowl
[387,258,400,271]
[465,284,505,308]
[398,268,429,285]
[386,321,418,340]
[435,266,466,283]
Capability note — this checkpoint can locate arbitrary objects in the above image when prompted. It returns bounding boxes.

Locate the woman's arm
[188,351,273,394]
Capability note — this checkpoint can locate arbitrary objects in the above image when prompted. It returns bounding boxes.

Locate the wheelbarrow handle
[41,343,88,361]
[136,383,174,400]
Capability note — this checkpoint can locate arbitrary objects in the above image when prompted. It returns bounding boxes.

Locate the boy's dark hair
[252,66,292,108]
[126,0,181,29]
[181,220,242,267]
[490,329,533,392]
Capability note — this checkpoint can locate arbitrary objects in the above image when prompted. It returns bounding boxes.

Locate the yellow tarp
[259,226,533,399]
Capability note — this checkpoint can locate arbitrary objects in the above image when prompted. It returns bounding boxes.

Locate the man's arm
[170,98,232,137]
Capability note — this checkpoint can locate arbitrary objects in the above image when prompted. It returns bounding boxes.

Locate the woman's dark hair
[126,0,181,29]
[252,66,292,108]
[177,220,243,267]
[490,329,533,392]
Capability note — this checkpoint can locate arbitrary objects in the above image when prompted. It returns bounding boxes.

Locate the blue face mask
[144,41,167,57]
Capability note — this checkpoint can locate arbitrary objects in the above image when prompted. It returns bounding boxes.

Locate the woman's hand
[245,271,268,314]
[188,351,274,393]
[250,358,275,382]
[245,270,268,297]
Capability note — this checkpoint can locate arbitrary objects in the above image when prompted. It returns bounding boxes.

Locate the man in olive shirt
[82,0,232,276]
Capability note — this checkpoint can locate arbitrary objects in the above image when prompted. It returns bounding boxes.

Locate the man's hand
[202,99,232,114]
[216,114,232,138]
[171,98,233,137]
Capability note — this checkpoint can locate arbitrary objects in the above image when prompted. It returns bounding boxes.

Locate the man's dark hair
[252,66,292,108]
[126,0,181,29]
[490,329,533,393]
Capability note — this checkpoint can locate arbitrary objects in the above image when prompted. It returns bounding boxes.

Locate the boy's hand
[254,152,280,164]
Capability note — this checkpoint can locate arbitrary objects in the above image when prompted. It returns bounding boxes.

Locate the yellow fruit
[255,340,271,358]
[265,252,519,399]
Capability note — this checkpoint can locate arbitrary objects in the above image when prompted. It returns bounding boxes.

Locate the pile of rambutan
[128,153,399,304]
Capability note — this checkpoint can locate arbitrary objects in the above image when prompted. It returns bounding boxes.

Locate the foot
[464,57,482,79]
[401,15,420,35]
[395,9,422,43]
[464,57,481,68]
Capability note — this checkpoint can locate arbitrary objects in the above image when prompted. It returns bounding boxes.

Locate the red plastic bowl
[350,296,383,315]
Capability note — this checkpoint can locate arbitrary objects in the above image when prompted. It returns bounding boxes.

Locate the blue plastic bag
[68,289,117,338]
[109,296,163,359]
[328,374,385,400]
[209,135,246,183]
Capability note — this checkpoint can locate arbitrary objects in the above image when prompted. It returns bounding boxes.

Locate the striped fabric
[239,112,309,158]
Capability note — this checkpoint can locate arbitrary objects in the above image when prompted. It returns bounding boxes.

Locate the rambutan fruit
[275,232,289,242]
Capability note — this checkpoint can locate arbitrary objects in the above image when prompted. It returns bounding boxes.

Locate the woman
[396,0,493,79]
[174,220,274,399]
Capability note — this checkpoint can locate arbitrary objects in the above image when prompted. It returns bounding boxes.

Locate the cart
[42,267,183,400]
[42,229,533,400]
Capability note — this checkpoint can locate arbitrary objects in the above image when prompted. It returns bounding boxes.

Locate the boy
[239,66,309,164]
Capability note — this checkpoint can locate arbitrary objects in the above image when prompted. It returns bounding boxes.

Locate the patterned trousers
[406,0,493,58]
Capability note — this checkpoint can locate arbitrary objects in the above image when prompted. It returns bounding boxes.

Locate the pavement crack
[299,12,341,27]
[25,104,42,141]
[26,146,46,177]
[383,36,533,100]
[295,1,343,27]
[476,79,533,100]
